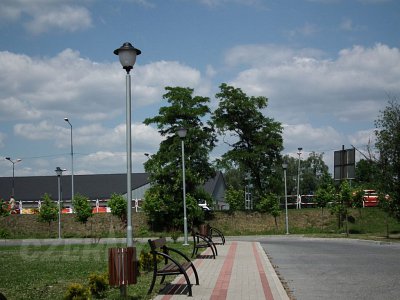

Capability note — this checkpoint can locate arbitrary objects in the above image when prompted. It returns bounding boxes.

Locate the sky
[0,0,399,178]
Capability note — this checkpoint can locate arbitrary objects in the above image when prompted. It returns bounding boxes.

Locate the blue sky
[0,0,399,178]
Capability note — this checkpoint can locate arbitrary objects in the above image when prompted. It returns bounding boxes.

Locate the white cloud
[348,129,376,148]
[227,43,400,124]
[224,44,325,68]
[27,5,92,34]
[0,50,208,124]
[14,120,59,140]
[283,123,343,151]
[134,60,204,106]
[0,1,92,34]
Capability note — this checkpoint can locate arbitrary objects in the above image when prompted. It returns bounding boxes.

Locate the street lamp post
[114,42,141,247]
[5,157,22,198]
[55,167,66,239]
[177,127,189,246]
[64,118,74,209]
[282,162,289,234]
[297,147,303,209]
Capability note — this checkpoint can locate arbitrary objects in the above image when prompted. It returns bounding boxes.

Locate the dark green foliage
[225,188,245,211]
[37,193,58,226]
[0,228,10,239]
[213,83,283,203]
[143,186,204,231]
[352,189,364,209]
[72,194,93,225]
[143,86,216,229]
[0,198,10,217]
[374,98,400,220]
[300,152,331,195]
[355,159,379,186]
[315,182,335,210]
[257,193,281,229]
[108,193,126,222]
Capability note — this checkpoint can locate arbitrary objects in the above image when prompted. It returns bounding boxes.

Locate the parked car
[363,190,379,207]
[198,201,211,211]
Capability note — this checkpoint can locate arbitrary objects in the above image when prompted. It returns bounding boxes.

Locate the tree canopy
[374,98,400,220]
[212,83,283,202]
[143,86,216,229]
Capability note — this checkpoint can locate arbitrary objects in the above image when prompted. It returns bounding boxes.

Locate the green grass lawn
[0,241,193,300]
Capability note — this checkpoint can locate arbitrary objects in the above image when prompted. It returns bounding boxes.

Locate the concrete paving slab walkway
[153,241,290,300]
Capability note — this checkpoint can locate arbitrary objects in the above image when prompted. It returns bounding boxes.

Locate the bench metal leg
[148,271,157,295]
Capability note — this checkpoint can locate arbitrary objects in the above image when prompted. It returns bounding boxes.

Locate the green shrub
[73,194,93,225]
[138,250,153,272]
[108,193,126,222]
[37,193,58,226]
[0,228,10,239]
[88,272,108,298]
[63,283,90,300]
[138,250,163,272]
[138,227,149,237]
[171,230,180,243]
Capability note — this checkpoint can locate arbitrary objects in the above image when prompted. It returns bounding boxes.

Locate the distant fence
[281,194,317,209]
[5,198,143,215]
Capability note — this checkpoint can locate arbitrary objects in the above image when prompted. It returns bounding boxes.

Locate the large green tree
[375,99,400,220]
[212,83,283,203]
[355,159,379,187]
[143,86,216,229]
[300,152,330,195]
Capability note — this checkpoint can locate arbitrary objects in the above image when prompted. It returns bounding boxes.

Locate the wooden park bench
[148,237,199,297]
[191,229,217,259]
[199,224,225,245]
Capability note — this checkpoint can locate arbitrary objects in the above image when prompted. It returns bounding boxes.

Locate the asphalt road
[257,236,400,300]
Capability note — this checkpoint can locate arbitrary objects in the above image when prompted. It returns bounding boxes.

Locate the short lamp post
[64,118,74,209]
[282,162,289,235]
[55,167,66,239]
[5,157,22,198]
[114,42,141,247]
[177,127,189,246]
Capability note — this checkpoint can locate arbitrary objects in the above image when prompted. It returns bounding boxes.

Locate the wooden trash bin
[108,247,137,287]
[199,224,208,236]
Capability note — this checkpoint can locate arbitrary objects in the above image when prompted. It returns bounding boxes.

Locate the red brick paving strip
[210,241,238,300]
[252,242,274,299]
